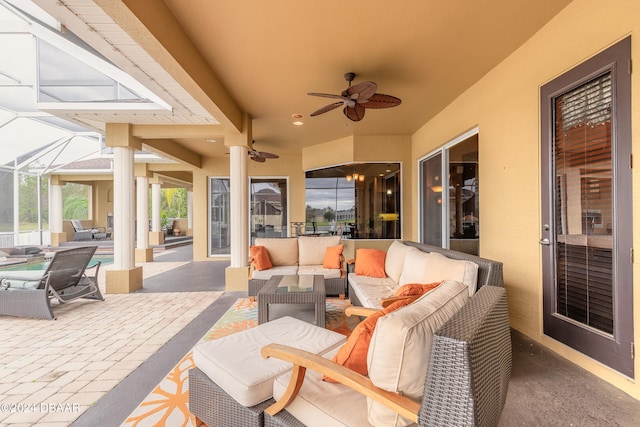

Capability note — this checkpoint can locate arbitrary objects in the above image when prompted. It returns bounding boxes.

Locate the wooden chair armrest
[261,343,419,422]
[344,306,380,317]
[347,258,355,264]
[380,295,421,308]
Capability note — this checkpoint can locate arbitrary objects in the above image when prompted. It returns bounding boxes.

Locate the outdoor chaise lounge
[0,246,104,320]
[71,219,110,240]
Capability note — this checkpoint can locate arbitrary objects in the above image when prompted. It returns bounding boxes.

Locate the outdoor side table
[258,275,326,327]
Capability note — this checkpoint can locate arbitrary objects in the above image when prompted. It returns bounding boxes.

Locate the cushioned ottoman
[189,316,347,427]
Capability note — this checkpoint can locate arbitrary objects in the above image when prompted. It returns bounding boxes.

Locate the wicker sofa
[348,240,504,309]
[248,236,346,297]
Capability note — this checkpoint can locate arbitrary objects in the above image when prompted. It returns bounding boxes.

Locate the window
[209,178,230,255]
[251,178,288,243]
[305,163,401,239]
[419,130,479,255]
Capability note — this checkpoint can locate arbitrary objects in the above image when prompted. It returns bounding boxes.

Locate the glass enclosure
[305,163,401,239]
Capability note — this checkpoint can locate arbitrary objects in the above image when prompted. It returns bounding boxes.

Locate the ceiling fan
[248,141,279,162]
[308,72,401,121]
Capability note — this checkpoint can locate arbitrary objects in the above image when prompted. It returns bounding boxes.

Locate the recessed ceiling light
[293,121,304,126]
[206,139,217,143]
[292,113,304,119]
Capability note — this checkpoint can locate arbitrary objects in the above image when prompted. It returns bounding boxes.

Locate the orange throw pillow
[250,246,272,271]
[354,249,387,278]
[324,298,413,382]
[323,244,344,269]
[394,282,443,297]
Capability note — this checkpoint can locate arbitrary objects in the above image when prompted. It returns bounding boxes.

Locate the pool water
[0,255,113,271]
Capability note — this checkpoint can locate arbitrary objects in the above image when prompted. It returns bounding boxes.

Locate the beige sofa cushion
[254,237,298,266]
[366,279,469,427]
[397,249,430,286]
[272,348,370,427]
[421,252,479,296]
[193,316,345,408]
[251,265,299,280]
[298,236,341,266]
[384,241,417,283]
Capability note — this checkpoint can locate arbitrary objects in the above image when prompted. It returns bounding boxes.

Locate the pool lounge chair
[71,220,110,240]
[0,246,104,320]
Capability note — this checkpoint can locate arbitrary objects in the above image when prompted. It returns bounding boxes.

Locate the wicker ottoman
[188,316,346,427]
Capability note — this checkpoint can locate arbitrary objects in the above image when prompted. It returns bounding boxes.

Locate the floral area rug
[122,298,358,427]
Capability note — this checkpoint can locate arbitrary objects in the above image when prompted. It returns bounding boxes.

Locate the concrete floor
[70,244,640,426]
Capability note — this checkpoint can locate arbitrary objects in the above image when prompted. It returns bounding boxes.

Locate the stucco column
[187,190,193,236]
[135,176,153,262]
[49,177,66,245]
[149,180,164,245]
[105,123,143,293]
[225,114,251,291]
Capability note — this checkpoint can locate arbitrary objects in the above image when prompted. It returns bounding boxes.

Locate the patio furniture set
[189,239,511,426]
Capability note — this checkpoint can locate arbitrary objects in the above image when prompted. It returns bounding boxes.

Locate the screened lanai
[0,0,171,248]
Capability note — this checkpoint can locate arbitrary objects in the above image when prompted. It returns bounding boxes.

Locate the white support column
[135,176,153,263]
[136,176,150,249]
[113,146,135,270]
[49,178,67,246]
[230,144,248,267]
[50,183,63,234]
[151,183,161,232]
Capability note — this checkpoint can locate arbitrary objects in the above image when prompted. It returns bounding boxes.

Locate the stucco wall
[411,0,640,398]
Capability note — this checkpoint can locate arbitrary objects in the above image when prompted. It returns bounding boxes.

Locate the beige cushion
[366,279,469,427]
[348,274,399,309]
[251,265,299,280]
[297,265,342,279]
[298,236,341,266]
[193,316,346,407]
[422,252,479,296]
[255,237,298,266]
[272,348,370,427]
[384,241,417,283]
[397,249,430,286]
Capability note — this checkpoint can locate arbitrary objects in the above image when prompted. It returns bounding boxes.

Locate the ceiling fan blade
[346,81,377,102]
[344,103,366,121]
[250,155,266,162]
[257,151,279,159]
[308,92,345,100]
[360,93,402,109]
[310,102,343,116]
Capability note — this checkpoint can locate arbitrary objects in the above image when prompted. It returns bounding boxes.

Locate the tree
[323,208,335,222]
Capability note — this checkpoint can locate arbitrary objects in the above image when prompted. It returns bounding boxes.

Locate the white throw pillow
[384,241,418,284]
[422,252,479,296]
[366,279,469,427]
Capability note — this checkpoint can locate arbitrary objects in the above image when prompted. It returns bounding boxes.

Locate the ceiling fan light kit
[308,72,401,121]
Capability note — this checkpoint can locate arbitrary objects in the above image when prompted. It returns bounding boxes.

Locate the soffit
[33,0,574,160]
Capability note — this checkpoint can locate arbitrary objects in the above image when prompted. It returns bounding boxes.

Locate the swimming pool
[0,255,113,271]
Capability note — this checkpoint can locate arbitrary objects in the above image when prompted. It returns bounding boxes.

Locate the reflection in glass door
[250,178,287,244]
[209,178,230,255]
[420,130,479,255]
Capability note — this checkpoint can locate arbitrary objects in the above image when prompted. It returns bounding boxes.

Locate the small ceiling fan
[308,72,401,121]
[248,140,279,162]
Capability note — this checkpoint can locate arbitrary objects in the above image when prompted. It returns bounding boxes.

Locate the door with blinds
[540,37,633,377]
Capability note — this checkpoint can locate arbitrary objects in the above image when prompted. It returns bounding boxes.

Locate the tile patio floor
[0,247,222,427]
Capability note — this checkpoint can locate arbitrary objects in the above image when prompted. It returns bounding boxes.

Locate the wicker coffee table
[258,275,326,327]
